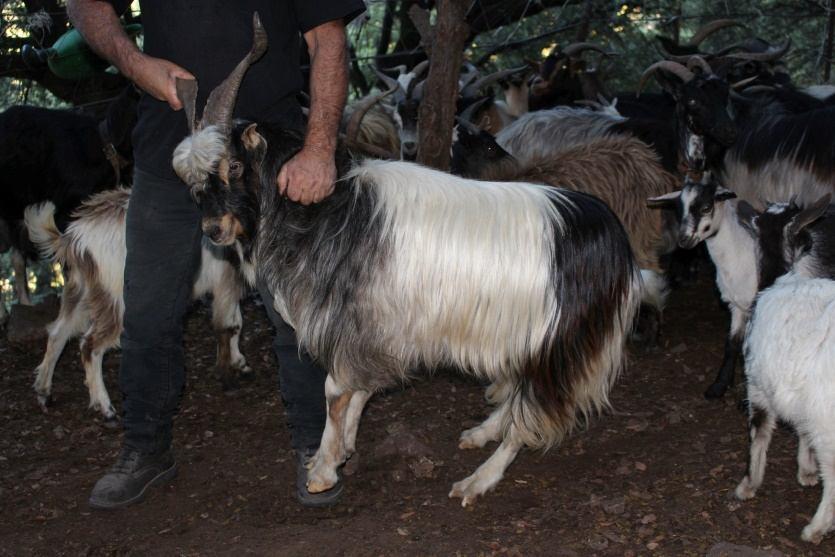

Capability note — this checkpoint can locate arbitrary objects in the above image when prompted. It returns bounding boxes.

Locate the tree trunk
[824,0,834,82]
[415,0,469,170]
[574,0,595,42]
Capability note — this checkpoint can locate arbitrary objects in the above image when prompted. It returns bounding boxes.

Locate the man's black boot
[296,448,343,507]
[89,447,177,510]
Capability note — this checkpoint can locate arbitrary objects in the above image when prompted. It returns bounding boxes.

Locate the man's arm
[277,20,349,205]
[67,0,193,110]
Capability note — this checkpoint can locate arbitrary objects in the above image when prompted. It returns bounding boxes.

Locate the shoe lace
[110,449,142,474]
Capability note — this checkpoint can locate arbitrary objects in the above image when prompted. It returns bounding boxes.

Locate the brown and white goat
[25,188,251,422]
[452,129,678,328]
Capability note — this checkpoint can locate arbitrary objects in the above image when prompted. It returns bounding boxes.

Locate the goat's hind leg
[32,279,88,409]
[449,422,523,507]
[11,248,31,305]
[735,401,776,500]
[459,398,507,450]
[343,390,372,458]
[797,433,819,487]
[307,375,353,493]
[80,300,121,424]
[801,448,835,544]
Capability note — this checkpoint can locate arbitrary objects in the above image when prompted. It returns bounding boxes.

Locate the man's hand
[277,147,337,205]
[128,55,195,111]
[68,0,193,111]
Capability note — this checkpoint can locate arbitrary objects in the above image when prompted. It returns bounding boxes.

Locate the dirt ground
[0,270,831,557]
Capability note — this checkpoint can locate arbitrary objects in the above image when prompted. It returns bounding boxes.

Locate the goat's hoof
[306,468,338,494]
[703,383,727,400]
[102,414,120,429]
[220,374,241,393]
[798,470,819,487]
[734,479,756,500]
[801,524,826,545]
[239,368,255,381]
[458,427,495,450]
[449,477,484,508]
[36,393,52,412]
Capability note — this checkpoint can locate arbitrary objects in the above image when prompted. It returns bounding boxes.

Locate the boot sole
[88,462,178,510]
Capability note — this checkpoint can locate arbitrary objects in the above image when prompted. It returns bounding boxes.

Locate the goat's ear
[241,123,266,153]
[714,187,737,202]
[788,193,831,238]
[176,78,199,132]
[647,190,681,208]
[736,200,759,237]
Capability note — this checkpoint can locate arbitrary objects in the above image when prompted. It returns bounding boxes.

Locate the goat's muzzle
[202,215,241,246]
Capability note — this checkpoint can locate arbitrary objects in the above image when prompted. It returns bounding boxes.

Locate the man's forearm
[67,0,143,81]
[303,21,349,156]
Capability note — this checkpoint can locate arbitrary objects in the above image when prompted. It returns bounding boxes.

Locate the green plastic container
[46,23,142,80]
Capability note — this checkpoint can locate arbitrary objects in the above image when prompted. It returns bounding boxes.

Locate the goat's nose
[402,141,417,153]
[203,223,222,241]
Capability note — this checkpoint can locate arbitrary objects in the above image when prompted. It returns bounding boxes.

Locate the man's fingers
[277,166,289,195]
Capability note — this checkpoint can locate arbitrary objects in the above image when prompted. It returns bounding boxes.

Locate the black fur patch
[520,188,636,429]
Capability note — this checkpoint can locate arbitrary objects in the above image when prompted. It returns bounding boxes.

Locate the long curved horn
[461,65,529,98]
[729,74,760,90]
[637,61,695,95]
[727,37,791,62]
[373,67,404,102]
[458,96,492,124]
[411,60,430,78]
[201,12,268,134]
[688,19,745,46]
[657,43,704,64]
[686,55,713,75]
[344,85,397,144]
[562,42,613,58]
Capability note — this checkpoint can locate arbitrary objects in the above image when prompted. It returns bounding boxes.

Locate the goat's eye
[687,99,698,108]
[700,204,713,215]
[229,161,243,178]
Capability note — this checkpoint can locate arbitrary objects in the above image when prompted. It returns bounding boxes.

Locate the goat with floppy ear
[735,193,834,287]
[174,13,642,507]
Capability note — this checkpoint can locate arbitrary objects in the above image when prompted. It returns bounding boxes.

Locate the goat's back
[745,274,835,431]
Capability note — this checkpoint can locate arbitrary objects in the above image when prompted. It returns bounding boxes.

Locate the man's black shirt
[110,1,364,180]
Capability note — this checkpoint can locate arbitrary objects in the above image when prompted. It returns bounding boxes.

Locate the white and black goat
[737,272,835,544]
[172,13,642,506]
[649,173,757,399]
[732,196,835,544]
[25,189,251,422]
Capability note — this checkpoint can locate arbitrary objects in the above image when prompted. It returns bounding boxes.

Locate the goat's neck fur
[705,199,759,313]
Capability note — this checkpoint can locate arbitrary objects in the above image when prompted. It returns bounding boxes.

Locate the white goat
[736,272,835,545]
[25,189,251,422]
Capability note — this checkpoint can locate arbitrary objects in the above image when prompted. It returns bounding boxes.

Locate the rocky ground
[0,272,830,556]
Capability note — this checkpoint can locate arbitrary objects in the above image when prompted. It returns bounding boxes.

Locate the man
[67,0,365,509]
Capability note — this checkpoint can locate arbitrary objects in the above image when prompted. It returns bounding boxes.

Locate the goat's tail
[506,190,642,450]
[24,202,65,262]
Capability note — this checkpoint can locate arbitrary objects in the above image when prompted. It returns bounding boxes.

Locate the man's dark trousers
[119,167,328,455]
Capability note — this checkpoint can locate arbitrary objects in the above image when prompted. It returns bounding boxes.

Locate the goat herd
[2,14,835,546]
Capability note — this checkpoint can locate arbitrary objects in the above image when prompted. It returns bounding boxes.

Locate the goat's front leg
[11,249,31,305]
[798,434,819,487]
[705,307,746,399]
[735,401,776,500]
[307,375,353,493]
[450,423,523,507]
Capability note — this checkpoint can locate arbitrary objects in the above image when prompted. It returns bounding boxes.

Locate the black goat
[0,86,138,309]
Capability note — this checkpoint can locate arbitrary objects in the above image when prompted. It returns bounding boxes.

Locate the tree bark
[574,0,595,42]
[415,0,469,170]
[824,0,834,82]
